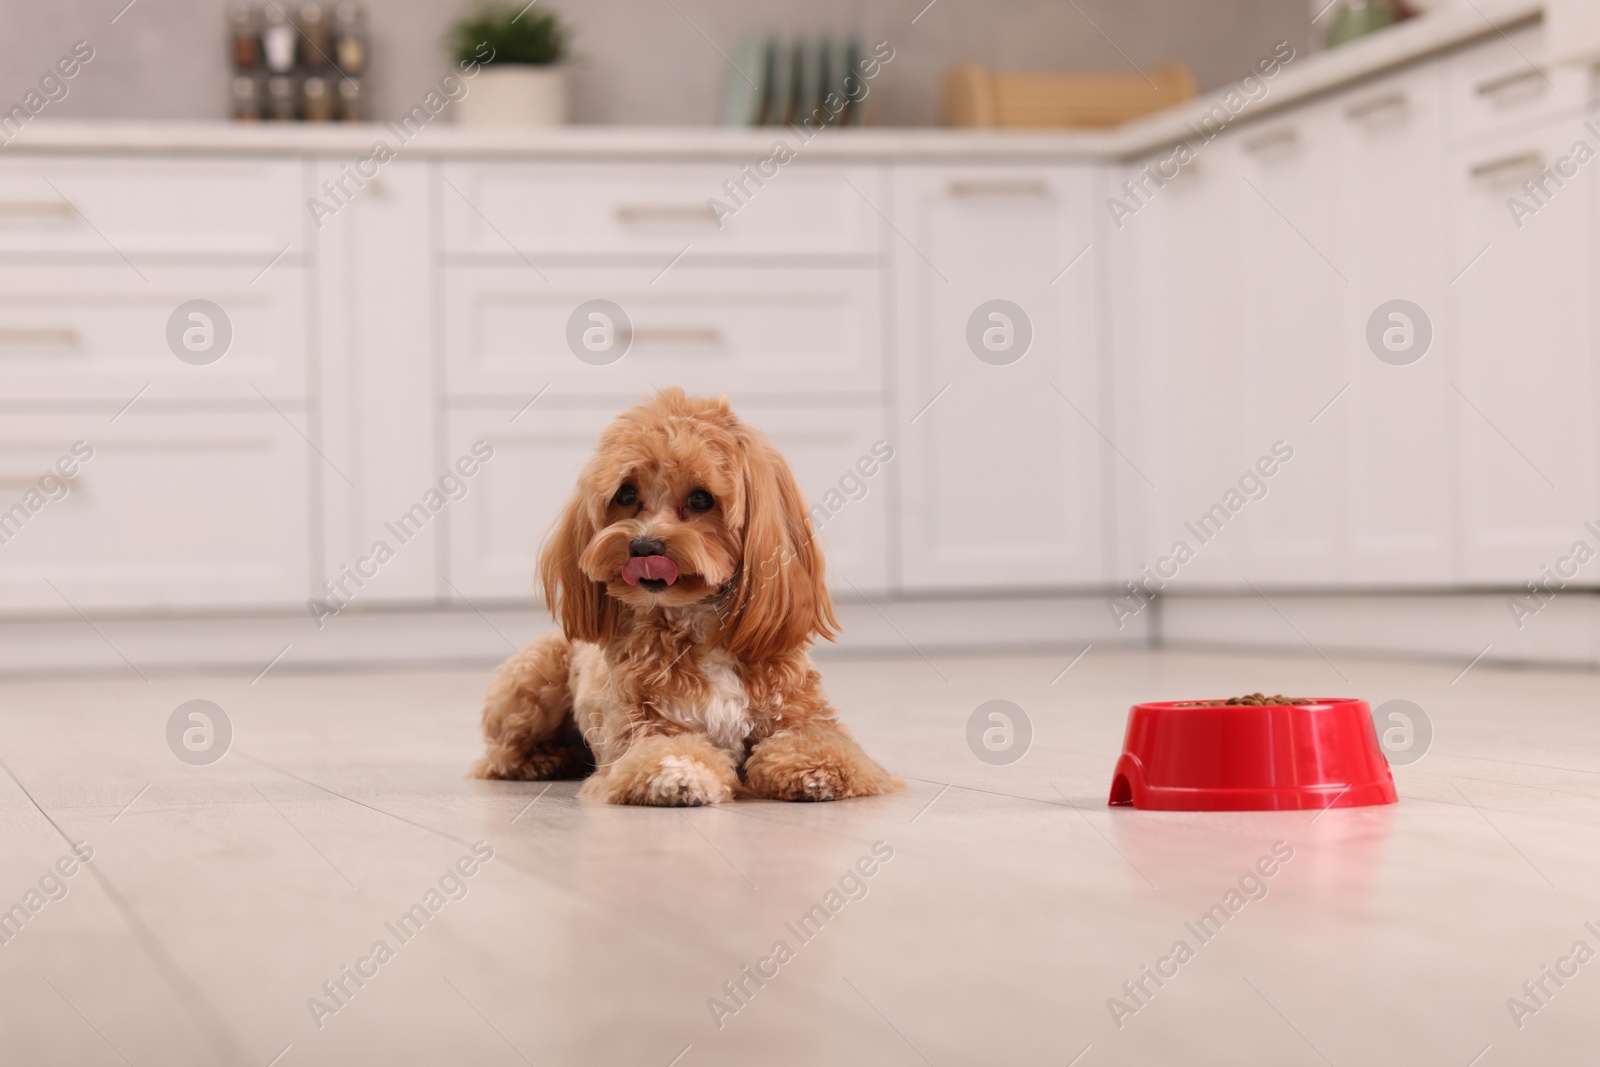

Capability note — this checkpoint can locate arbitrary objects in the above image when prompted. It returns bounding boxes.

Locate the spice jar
[299,3,333,69]
[337,77,367,121]
[302,74,335,121]
[262,6,298,74]
[228,3,261,71]
[334,3,367,76]
[266,73,298,120]
[231,73,263,120]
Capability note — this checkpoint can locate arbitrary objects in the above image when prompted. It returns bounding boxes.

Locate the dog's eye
[613,484,637,507]
[686,489,714,513]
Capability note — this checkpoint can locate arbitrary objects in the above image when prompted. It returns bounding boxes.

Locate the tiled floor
[1,646,1597,1066]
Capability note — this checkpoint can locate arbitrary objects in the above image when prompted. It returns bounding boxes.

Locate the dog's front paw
[644,753,735,806]
[743,724,904,802]
[579,733,737,806]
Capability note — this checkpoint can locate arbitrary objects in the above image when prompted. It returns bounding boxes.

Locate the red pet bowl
[1108,698,1397,811]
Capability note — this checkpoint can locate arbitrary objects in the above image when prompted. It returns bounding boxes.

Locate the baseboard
[1159,591,1600,669]
[6,589,1590,678]
[0,593,1146,678]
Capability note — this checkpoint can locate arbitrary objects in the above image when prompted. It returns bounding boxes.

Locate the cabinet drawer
[1446,24,1591,142]
[1449,124,1596,582]
[0,156,304,257]
[891,165,1105,589]
[445,405,890,601]
[443,266,883,399]
[0,411,311,611]
[440,162,883,258]
[0,265,307,400]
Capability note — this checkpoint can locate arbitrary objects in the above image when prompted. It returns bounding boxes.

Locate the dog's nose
[629,536,667,558]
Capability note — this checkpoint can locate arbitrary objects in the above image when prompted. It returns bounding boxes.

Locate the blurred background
[4,0,1310,125]
[0,0,1592,679]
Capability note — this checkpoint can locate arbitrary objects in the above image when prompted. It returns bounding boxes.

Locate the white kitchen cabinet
[1228,102,1348,585]
[440,162,883,259]
[1449,119,1597,582]
[0,264,308,402]
[0,155,305,257]
[444,405,891,601]
[314,159,438,605]
[1445,23,1591,143]
[444,407,603,603]
[0,18,1593,631]
[0,411,310,610]
[891,165,1104,590]
[740,405,893,594]
[1112,137,1251,589]
[1331,62,1455,586]
[442,264,884,401]
[1123,63,1455,591]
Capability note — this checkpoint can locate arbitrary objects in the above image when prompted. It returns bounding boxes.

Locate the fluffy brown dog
[472,388,903,806]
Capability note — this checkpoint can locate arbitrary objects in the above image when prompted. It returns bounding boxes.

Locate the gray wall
[4,0,1310,126]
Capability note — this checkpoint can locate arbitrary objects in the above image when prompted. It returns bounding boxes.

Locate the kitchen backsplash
[2,0,1308,126]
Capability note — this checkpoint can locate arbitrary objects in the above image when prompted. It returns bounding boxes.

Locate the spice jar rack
[228,2,369,121]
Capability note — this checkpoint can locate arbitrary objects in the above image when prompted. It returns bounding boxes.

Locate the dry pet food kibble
[1175,693,1316,707]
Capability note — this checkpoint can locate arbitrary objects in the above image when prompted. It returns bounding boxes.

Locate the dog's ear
[540,493,617,644]
[720,433,837,661]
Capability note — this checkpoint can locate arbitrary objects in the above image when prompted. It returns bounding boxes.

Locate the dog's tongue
[622,555,678,586]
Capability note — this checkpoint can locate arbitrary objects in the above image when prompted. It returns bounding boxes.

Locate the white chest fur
[662,648,752,757]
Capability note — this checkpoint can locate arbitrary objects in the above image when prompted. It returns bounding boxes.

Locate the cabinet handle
[614,204,718,224]
[1475,67,1547,100]
[0,200,74,219]
[631,326,723,345]
[946,178,1051,197]
[1345,91,1408,120]
[1469,151,1545,181]
[1242,127,1299,154]
[0,327,79,346]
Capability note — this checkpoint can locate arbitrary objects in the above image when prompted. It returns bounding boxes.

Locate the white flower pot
[458,65,567,127]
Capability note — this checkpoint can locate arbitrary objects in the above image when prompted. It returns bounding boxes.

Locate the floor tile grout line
[1437,751,1600,778]
[239,751,476,849]
[252,782,361,891]
[218,767,713,964]
[909,782,950,824]
[0,756,248,1063]
[1451,780,1559,889]
[903,773,1104,811]
[1050,780,1160,890]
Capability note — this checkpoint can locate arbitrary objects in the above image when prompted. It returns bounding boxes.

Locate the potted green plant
[449,2,570,126]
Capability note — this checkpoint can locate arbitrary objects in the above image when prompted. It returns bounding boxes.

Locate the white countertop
[1,0,1541,164]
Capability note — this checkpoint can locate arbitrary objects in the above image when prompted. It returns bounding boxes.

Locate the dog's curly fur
[472,388,903,806]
